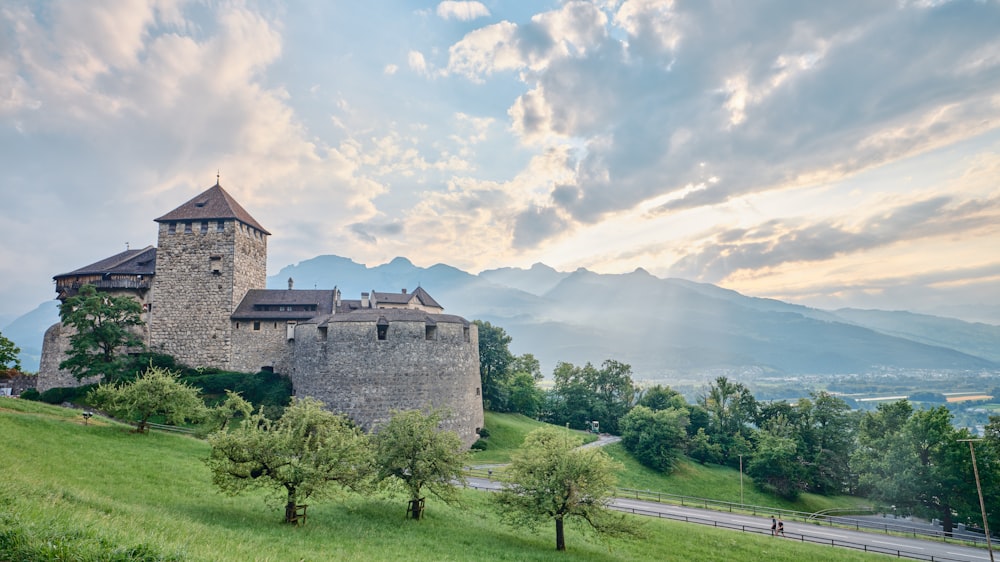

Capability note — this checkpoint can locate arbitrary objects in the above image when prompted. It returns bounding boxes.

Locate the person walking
[771,516,777,536]
[778,518,785,537]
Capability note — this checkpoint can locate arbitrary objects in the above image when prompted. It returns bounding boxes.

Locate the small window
[377,324,388,341]
[253,321,261,331]
[216,220,225,232]
[425,325,437,340]
[476,387,481,396]
[200,222,208,234]
[463,326,470,343]
[184,222,192,233]
[168,223,176,234]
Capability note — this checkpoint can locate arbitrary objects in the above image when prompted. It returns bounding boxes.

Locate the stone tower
[149,182,269,369]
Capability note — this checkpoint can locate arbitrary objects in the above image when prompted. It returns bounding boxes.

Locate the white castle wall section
[291,319,483,447]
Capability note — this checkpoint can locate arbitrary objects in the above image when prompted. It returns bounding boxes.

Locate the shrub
[477,427,490,439]
[471,439,488,451]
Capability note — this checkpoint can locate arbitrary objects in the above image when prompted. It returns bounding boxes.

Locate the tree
[0,330,21,372]
[747,415,805,499]
[204,390,253,432]
[699,376,758,466]
[206,397,372,523]
[474,320,514,411]
[374,408,469,520]
[548,360,636,434]
[637,384,686,411]
[89,365,206,433]
[505,371,544,418]
[510,352,542,381]
[619,405,689,472]
[59,284,145,383]
[495,427,640,551]
[852,403,977,535]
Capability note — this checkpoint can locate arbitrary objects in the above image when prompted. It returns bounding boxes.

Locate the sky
[2,0,1000,325]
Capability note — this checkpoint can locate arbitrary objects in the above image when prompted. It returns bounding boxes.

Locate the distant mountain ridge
[6,255,998,377]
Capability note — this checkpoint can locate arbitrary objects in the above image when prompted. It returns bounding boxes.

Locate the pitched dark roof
[371,287,443,310]
[232,289,335,320]
[55,246,157,278]
[155,183,270,234]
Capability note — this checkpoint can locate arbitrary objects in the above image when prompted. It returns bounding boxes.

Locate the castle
[36,182,484,446]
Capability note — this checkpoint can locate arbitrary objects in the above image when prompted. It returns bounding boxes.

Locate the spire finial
[216,170,220,186]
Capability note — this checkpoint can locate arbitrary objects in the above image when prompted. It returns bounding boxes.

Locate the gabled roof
[371,287,443,310]
[55,246,157,278]
[231,289,335,320]
[155,182,270,235]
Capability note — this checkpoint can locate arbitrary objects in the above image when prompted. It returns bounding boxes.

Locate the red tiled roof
[154,183,270,234]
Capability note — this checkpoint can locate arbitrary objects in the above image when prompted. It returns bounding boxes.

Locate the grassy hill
[1,400,884,561]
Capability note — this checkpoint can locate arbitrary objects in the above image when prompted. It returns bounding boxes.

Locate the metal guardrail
[144,421,195,434]
[609,503,972,562]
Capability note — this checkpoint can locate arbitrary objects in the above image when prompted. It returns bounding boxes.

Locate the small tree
[374,408,468,520]
[0,330,22,372]
[59,284,145,383]
[495,427,640,551]
[89,365,206,433]
[204,390,253,432]
[206,397,372,523]
[619,405,689,472]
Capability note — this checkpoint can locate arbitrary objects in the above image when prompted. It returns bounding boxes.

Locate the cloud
[669,194,1000,283]
[436,1,490,21]
[442,0,1000,245]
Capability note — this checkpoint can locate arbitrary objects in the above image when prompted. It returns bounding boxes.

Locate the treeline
[475,320,1000,536]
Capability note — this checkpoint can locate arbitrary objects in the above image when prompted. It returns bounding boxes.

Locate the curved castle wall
[290,317,483,448]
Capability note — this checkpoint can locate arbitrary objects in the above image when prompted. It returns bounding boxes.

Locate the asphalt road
[466,476,994,562]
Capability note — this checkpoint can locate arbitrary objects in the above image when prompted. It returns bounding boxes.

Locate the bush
[470,439,488,451]
[37,385,97,405]
[18,388,39,401]
[477,427,490,439]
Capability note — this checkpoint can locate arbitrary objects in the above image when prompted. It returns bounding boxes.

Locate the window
[209,256,222,275]
[184,222,192,233]
[216,220,225,232]
[377,324,388,340]
[463,326,470,343]
[168,223,176,234]
[200,221,208,234]
[253,321,261,331]
[425,325,437,340]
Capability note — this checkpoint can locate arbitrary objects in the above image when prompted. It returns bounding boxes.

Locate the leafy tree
[688,427,722,465]
[59,284,145,383]
[548,360,636,434]
[0,330,21,372]
[89,365,205,433]
[510,352,543,381]
[504,371,544,418]
[699,376,758,466]
[619,405,689,472]
[206,397,372,523]
[204,390,253,432]
[495,427,640,551]
[637,384,686,411]
[852,403,977,534]
[798,392,857,494]
[474,320,514,410]
[748,415,805,499]
[373,408,469,520]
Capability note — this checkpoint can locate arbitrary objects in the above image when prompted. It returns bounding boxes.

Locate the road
[466,476,993,562]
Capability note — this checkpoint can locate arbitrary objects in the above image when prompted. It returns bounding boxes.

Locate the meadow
[2,399,887,561]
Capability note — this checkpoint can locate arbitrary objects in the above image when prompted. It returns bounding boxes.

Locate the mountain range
[5,255,999,378]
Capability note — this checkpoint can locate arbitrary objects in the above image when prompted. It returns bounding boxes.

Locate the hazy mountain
[830,308,1000,364]
[8,255,998,378]
[2,300,59,372]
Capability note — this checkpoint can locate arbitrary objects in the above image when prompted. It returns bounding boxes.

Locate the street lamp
[958,438,994,562]
[739,454,744,507]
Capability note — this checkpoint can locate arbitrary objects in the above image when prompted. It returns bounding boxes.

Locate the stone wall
[291,319,483,447]
[230,318,294,375]
[149,220,266,370]
[34,323,101,392]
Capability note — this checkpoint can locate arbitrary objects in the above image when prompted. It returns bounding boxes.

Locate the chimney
[288,277,294,290]
[402,288,407,294]
[361,292,369,308]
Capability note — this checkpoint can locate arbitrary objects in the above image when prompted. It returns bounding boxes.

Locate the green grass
[1,399,888,561]
[469,411,597,463]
